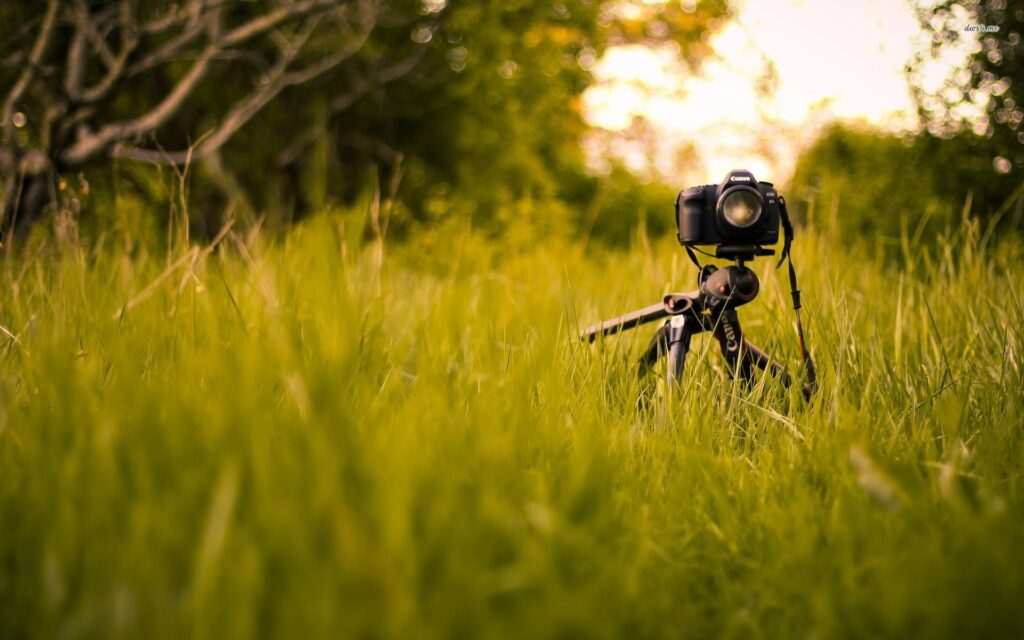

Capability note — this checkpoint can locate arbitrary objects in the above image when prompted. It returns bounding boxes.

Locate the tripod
[580,247,814,399]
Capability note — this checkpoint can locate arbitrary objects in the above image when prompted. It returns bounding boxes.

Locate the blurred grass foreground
[1,206,1023,638]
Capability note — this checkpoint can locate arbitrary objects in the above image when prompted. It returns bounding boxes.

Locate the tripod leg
[712,309,754,388]
[665,315,693,386]
[747,338,813,400]
[742,339,792,388]
[639,324,668,372]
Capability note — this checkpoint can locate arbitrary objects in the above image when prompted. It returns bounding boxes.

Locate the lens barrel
[718,187,763,229]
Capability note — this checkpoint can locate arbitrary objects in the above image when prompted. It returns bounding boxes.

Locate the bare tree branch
[273,127,323,167]
[141,0,206,35]
[3,0,60,147]
[115,4,378,166]
[0,148,16,232]
[80,48,136,104]
[39,101,65,150]
[65,25,87,99]
[119,0,135,34]
[62,0,140,105]
[56,104,95,143]
[61,43,219,165]
[2,0,60,226]
[127,17,207,76]
[62,0,352,166]
[128,0,337,78]
[72,0,117,69]
[6,0,413,230]
[220,0,337,48]
[0,14,44,55]
[341,131,398,163]
[329,44,426,114]
[0,50,27,69]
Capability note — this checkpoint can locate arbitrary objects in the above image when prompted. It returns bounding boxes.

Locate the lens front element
[720,189,763,229]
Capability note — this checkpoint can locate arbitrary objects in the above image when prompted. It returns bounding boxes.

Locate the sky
[582,0,974,186]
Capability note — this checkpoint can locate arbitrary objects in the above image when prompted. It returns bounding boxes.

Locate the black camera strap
[684,244,703,271]
[777,196,817,399]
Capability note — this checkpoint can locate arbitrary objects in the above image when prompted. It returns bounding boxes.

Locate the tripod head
[712,244,775,262]
[578,262,761,344]
[699,263,759,308]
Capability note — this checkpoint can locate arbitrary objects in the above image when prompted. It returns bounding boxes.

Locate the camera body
[676,169,781,248]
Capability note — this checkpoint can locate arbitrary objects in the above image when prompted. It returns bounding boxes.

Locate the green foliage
[581,166,678,248]
[909,0,1024,168]
[1,206,1024,637]
[789,123,1023,250]
[212,0,727,238]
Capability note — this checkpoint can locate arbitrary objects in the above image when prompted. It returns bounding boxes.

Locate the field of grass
[1,209,1023,638]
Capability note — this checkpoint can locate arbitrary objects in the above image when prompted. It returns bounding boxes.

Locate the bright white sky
[583,0,970,185]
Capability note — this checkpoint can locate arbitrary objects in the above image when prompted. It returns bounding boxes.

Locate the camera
[675,169,781,250]
[581,169,816,400]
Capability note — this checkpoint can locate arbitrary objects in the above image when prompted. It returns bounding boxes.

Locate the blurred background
[1,0,1021,251]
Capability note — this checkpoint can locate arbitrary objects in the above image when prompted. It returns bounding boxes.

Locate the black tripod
[580,246,815,399]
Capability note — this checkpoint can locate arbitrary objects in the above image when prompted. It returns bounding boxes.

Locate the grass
[1,209,1023,638]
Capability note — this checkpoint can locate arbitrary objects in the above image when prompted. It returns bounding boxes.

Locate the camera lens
[720,189,762,229]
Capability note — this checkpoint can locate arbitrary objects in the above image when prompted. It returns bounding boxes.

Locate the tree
[909,0,1024,170]
[0,0,390,233]
[789,123,1021,248]
[0,0,731,240]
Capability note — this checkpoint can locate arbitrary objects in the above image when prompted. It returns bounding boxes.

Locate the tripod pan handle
[580,301,669,342]
[579,293,696,343]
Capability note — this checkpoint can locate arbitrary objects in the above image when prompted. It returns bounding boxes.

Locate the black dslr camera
[580,168,816,400]
[675,169,780,256]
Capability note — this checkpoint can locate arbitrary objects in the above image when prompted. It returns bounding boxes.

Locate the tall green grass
[1,209,1022,638]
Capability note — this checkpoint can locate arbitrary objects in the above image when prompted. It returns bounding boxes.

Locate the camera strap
[777,196,818,399]
[684,244,703,271]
